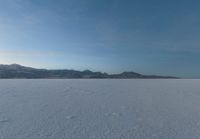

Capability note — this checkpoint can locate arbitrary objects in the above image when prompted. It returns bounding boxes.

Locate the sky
[0,0,200,78]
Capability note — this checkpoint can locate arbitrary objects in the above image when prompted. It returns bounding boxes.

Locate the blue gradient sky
[0,0,200,78]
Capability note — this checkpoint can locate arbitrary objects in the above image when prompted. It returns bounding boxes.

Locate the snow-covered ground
[0,79,200,139]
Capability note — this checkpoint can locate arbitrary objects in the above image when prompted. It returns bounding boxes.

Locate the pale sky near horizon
[0,0,200,78]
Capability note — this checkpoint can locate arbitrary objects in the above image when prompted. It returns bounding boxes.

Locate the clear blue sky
[0,0,200,78]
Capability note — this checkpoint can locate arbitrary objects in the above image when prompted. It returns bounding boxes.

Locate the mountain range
[0,64,177,79]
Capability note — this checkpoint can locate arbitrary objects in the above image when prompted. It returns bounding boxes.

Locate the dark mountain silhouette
[0,64,177,79]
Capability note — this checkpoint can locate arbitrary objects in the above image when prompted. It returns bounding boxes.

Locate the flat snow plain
[0,79,200,139]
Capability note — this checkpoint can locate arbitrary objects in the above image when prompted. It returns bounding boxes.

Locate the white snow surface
[0,79,200,139]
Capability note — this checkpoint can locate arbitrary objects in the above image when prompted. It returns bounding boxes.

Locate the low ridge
[0,64,178,79]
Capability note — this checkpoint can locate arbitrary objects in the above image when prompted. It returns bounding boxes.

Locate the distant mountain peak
[10,64,24,68]
[10,63,21,66]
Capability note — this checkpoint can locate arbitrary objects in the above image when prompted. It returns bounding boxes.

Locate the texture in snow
[0,79,200,139]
